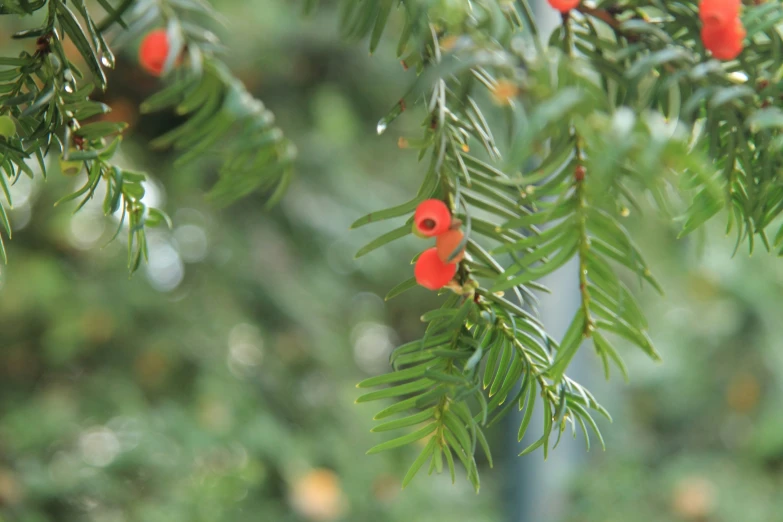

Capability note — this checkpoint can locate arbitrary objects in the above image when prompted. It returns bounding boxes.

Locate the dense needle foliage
[1,0,782,491]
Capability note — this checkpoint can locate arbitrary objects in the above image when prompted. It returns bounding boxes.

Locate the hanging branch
[341,1,622,490]
[107,0,297,207]
[324,0,780,489]
[0,0,167,269]
[0,0,295,271]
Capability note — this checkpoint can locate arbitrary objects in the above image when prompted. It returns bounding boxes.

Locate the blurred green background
[1,1,782,521]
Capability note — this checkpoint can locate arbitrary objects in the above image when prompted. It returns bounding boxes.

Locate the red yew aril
[139,30,170,77]
[436,229,465,263]
[414,248,457,290]
[547,0,580,13]
[413,199,451,237]
[699,0,741,28]
[411,221,429,239]
[702,17,745,61]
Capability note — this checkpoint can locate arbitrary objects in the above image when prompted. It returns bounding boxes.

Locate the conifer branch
[339,0,772,488]
[0,0,169,270]
[0,0,294,272]
[108,0,296,206]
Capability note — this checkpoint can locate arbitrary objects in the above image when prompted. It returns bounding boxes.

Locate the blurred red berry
[413,199,451,237]
[414,248,457,290]
[702,17,745,60]
[436,229,465,263]
[139,30,170,76]
[699,0,741,28]
[547,0,580,13]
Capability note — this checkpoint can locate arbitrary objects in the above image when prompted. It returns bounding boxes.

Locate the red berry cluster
[412,199,466,291]
[547,0,580,14]
[699,0,745,60]
[139,29,171,77]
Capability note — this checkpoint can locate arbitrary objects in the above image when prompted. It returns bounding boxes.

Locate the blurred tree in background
[565,218,783,522]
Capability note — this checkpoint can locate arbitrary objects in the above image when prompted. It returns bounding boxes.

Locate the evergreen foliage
[0,0,293,270]
[1,0,781,492]
[335,0,779,489]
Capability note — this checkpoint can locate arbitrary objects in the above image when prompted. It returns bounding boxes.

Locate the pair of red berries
[700,0,745,60]
[413,199,465,291]
[139,29,172,77]
[548,0,580,13]
[547,0,744,61]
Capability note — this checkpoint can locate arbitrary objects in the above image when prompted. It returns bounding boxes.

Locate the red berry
[415,248,457,290]
[436,229,465,263]
[702,17,745,61]
[699,0,741,28]
[547,0,580,13]
[413,199,451,237]
[139,30,170,76]
[411,221,429,239]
